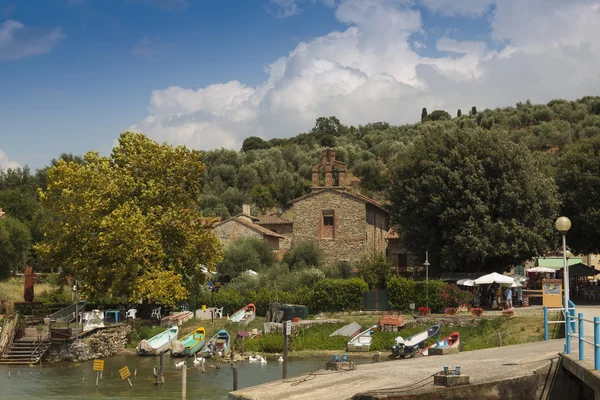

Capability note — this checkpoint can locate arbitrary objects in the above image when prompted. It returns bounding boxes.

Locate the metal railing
[544,300,600,370]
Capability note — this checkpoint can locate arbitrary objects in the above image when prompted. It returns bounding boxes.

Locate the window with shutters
[322,209,334,239]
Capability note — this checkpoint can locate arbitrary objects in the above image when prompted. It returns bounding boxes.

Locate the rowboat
[229,303,256,326]
[418,331,460,356]
[391,324,440,358]
[347,325,378,352]
[170,327,206,357]
[137,326,179,356]
[200,329,231,359]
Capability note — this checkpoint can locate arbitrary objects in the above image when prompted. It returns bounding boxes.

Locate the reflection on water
[0,355,334,399]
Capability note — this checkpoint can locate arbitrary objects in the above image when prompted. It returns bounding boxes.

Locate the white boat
[137,326,179,356]
[347,325,378,352]
[418,331,460,356]
[391,324,440,358]
[229,303,256,326]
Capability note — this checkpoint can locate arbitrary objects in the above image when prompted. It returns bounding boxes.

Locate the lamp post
[424,251,430,310]
[555,216,571,353]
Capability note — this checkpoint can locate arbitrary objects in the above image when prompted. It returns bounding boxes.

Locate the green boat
[171,327,206,357]
[137,326,178,356]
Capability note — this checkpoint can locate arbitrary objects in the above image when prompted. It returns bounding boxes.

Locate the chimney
[242,204,252,216]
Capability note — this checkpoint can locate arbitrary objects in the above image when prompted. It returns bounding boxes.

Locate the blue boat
[137,326,178,356]
[200,329,231,359]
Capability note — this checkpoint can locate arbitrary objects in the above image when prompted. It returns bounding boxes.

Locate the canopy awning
[560,263,599,277]
[535,257,583,271]
[457,279,476,287]
[474,272,515,285]
[527,266,557,273]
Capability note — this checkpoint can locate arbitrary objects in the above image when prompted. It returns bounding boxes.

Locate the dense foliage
[35,133,223,301]
[389,126,560,272]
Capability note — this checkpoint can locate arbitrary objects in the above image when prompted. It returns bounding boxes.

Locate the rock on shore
[56,325,133,362]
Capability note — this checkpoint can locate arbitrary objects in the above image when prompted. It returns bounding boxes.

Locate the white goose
[193,354,205,366]
[259,356,267,364]
[248,355,259,363]
[278,356,283,362]
[174,361,186,369]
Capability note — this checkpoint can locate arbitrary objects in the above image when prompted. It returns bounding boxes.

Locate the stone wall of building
[268,224,293,251]
[365,204,388,257]
[213,220,261,247]
[292,190,383,265]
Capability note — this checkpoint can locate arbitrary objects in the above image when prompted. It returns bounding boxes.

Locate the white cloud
[437,37,486,54]
[419,0,494,17]
[0,20,65,61]
[413,40,425,49]
[0,149,20,170]
[131,0,600,151]
[269,0,340,18]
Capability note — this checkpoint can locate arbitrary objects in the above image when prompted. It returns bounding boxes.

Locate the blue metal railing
[544,300,600,370]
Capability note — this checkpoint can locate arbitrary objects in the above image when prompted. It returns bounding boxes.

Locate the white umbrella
[457,279,476,286]
[527,267,556,273]
[510,281,523,288]
[474,272,515,285]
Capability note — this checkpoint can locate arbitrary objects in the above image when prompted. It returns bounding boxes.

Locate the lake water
[0,355,345,399]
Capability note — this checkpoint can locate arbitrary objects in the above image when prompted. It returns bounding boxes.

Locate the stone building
[284,149,390,265]
[255,214,293,251]
[385,228,417,276]
[213,212,284,251]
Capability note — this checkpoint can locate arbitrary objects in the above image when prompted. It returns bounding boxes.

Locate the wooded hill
[200,95,600,218]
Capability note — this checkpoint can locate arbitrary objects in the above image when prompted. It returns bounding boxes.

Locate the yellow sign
[119,366,131,380]
[542,279,563,307]
[93,360,104,371]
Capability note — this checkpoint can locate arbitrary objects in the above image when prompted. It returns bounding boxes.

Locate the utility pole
[424,252,430,310]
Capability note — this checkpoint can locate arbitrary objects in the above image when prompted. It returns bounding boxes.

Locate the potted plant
[418,306,431,316]
[471,307,484,317]
[444,307,457,316]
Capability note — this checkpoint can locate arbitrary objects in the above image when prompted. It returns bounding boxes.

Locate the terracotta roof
[233,212,259,221]
[201,216,222,225]
[385,228,399,240]
[290,188,389,214]
[255,214,293,225]
[214,216,284,239]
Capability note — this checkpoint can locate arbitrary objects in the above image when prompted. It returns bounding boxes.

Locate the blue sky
[1,0,599,169]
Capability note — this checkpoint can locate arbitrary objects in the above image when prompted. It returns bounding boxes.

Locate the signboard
[542,279,563,307]
[285,321,291,336]
[93,359,104,371]
[119,366,131,380]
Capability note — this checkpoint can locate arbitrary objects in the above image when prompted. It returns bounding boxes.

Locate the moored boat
[200,329,231,359]
[347,325,378,352]
[391,324,440,358]
[418,331,460,356]
[170,327,206,357]
[137,326,179,356]
[229,303,256,326]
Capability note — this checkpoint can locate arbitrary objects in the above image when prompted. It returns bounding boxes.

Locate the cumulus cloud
[0,149,20,170]
[419,0,494,17]
[0,20,65,61]
[131,0,600,151]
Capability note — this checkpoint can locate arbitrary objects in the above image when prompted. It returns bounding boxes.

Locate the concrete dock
[229,340,565,400]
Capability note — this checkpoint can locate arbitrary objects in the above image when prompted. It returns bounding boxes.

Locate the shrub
[218,237,275,281]
[283,241,323,270]
[439,285,473,308]
[242,333,284,353]
[358,253,392,289]
[313,278,367,312]
[210,288,246,315]
[387,276,448,312]
[323,261,353,279]
[295,267,325,288]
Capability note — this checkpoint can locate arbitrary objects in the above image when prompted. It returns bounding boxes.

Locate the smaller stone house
[213,213,284,250]
[254,214,293,251]
[385,228,416,276]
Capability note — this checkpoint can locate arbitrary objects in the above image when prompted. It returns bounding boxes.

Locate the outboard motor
[391,336,405,355]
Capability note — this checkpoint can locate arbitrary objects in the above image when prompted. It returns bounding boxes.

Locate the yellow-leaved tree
[36,132,223,302]
[134,270,189,307]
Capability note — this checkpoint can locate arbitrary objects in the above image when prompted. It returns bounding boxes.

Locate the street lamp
[424,251,430,310]
[555,216,571,353]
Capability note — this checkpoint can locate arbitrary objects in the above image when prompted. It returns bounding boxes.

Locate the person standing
[505,287,513,308]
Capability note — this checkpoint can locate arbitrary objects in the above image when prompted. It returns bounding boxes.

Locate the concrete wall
[213,219,261,247]
[291,190,387,265]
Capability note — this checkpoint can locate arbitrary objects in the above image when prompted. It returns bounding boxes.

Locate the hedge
[313,278,368,312]
[387,276,447,312]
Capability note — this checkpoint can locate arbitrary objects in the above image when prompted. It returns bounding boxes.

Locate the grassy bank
[0,278,58,305]
[125,312,560,357]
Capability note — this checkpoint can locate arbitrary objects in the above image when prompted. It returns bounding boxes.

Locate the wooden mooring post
[181,363,187,400]
[232,364,238,391]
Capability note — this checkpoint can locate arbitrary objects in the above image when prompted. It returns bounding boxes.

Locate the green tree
[470,106,477,116]
[283,241,323,270]
[423,110,452,122]
[457,109,462,117]
[388,125,559,272]
[241,136,270,152]
[556,135,600,253]
[421,108,428,122]
[0,216,31,279]
[217,237,275,281]
[358,253,392,289]
[36,132,223,300]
